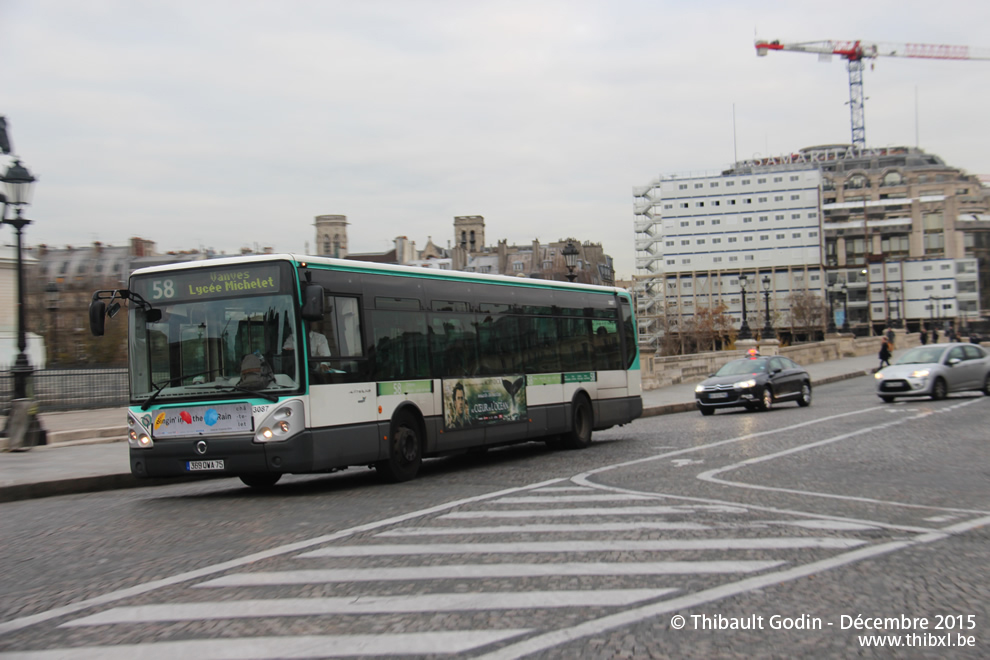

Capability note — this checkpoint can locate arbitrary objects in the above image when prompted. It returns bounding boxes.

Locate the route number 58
[151,279,175,300]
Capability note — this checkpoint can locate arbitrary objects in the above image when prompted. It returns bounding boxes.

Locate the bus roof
[129,253,629,296]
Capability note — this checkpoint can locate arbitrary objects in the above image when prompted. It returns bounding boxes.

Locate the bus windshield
[126,262,301,403]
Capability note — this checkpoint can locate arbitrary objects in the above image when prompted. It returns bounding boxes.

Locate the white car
[875,342,990,402]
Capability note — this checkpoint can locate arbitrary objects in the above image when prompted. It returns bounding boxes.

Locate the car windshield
[894,346,947,365]
[715,359,767,376]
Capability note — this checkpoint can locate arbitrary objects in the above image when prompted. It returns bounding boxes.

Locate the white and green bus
[89,254,642,489]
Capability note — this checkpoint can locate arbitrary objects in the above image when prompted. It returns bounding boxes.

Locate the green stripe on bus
[378,381,434,396]
[527,374,562,386]
[563,372,597,383]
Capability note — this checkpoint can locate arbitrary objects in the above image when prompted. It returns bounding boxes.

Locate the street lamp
[841,283,851,333]
[562,240,579,282]
[45,281,59,365]
[1,158,37,400]
[737,274,752,340]
[761,274,776,340]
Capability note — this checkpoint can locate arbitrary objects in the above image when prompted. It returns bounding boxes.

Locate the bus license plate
[187,459,225,472]
[708,392,728,399]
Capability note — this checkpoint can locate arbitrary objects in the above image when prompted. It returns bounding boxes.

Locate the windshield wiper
[141,369,217,411]
[205,383,279,403]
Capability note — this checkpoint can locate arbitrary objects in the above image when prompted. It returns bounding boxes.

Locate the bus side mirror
[89,300,106,336]
[301,284,325,321]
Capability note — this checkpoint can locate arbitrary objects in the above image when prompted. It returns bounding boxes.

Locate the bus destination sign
[134,265,282,303]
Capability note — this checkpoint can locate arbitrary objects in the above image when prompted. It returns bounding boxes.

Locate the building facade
[634,145,989,350]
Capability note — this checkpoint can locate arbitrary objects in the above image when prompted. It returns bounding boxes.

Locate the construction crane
[755,39,990,148]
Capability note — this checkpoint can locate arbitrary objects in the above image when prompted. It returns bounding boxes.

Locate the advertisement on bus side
[442,376,526,430]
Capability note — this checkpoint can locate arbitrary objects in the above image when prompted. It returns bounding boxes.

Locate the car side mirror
[947,358,961,367]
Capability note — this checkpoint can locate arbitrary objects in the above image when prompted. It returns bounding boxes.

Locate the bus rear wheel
[239,473,282,490]
[377,411,423,482]
[561,396,593,450]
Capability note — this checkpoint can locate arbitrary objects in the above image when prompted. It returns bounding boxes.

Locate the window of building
[745,255,755,261]
[759,216,768,222]
[729,256,738,261]
[695,183,703,189]
[776,233,786,239]
[680,203,689,208]
[710,182,719,187]
[790,175,799,181]
[681,240,690,245]
[809,231,818,238]
[758,197,768,203]
[757,178,766,184]
[680,221,689,227]
[742,179,750,185]
[775,214,784,220]
[774,196,784,202]
[761,235,770,241]
[697,239,706,245]
[663,204,673,210]
[713,256,722,262]
[713,238,722,244]
[696,220,705,226]
[728,237,738,243]
[512,262,523,271]
[712,219,721,225]
[791,213,801,219]
[744,236,754,242]
[726,181,735,187]
[942,283,952,290]
[665,241,674,247]
[679,184,688,190]
[773,176,783,182]
[744,217,753,223]
[682,258,691,264]
[695,202,705,207]
[791,194,800,200]
[712,200,720,206]
[745,198,752,204]
[792,232,801,239]
[666,259,675,265]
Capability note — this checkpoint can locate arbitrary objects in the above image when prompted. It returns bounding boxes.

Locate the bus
[89,254,642,489]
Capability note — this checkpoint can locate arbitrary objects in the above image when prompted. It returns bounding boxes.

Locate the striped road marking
[195,560,787,588]
[63,590,674,627]
[297,537,866,558]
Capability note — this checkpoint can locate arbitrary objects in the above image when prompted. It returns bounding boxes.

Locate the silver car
[875,342,990,402]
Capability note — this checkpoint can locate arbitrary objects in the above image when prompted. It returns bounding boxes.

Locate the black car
[694,354,812,415]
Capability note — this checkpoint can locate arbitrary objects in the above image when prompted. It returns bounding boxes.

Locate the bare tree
[787,290,828,337]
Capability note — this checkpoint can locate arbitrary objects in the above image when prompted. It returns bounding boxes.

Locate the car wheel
[239,473,282,490]
[376,411,423,482]
[880,395,895,403]
[699,406,715,416]
[930,377,948,401]
[983,374,990,396]
[758,387,773,411]
[797,382,812,407]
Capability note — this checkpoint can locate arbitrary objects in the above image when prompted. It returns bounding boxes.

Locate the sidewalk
[0,352,885,503]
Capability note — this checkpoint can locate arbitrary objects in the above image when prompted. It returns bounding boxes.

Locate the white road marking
[494,494,653,503]
[298,538,865,558]
[672,459,704,467]
[0,478,566,636]
[440,504,748,519]
[696,398,990,514]
[63,590,673,627]
[377,522,711,536]
[0,630,532,660]
[195,560,786,588]
[474,516,990,660]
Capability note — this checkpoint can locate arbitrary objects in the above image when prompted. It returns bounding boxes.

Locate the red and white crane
[755,39,990,148]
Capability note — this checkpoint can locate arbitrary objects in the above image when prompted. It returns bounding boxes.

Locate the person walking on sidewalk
[878,337,892,370]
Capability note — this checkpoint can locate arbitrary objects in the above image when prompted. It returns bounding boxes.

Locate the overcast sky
[2,0,988,279]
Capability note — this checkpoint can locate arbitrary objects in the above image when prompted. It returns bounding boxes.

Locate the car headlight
[734,379,757,389]
[695,384,706,393]
[874,371,884,380]
[911,369,930,379]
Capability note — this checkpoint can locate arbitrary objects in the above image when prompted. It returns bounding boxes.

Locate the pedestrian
[947,326,957,343]
[878,337,892,370]
[932,327,939,344]
[920,329,928,345]
[885,327,896,350]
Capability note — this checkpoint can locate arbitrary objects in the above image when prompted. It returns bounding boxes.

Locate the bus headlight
[127,411,154,449]
[255,400,304,443]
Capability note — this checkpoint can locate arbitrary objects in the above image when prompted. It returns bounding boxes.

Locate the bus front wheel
[561,396,593,450]
[377,411,423,482]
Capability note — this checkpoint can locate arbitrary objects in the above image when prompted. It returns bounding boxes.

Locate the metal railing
[0,367,129,414]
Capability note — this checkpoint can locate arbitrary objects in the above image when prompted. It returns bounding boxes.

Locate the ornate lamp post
[45,281,60,365]
[1,158,37,400]
[841,283,851,333]
[737,274,752,340]
[562,240,579,282]
[761,274,776,340]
